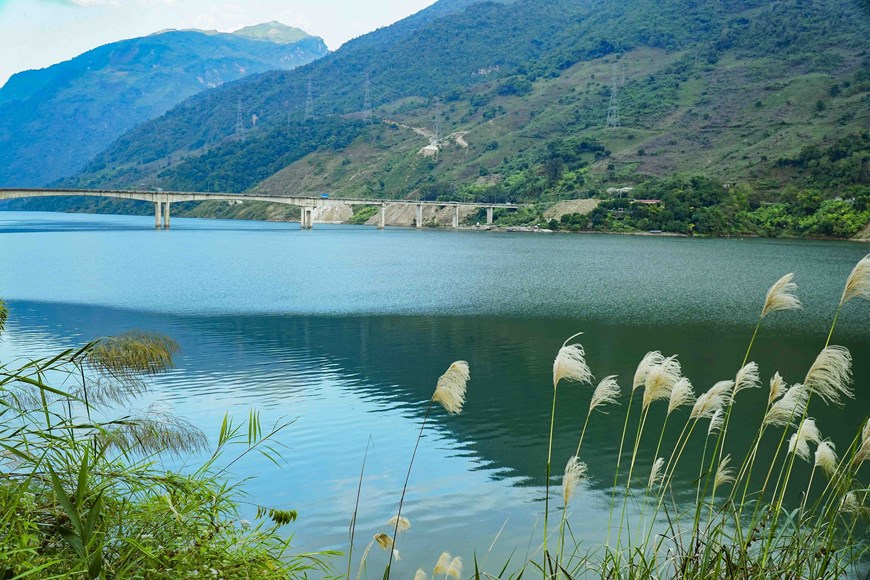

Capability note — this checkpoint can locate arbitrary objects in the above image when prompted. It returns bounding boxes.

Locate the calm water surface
[0,211,868,576]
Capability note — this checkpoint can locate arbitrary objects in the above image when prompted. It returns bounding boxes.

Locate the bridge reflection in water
[0,188,519,229]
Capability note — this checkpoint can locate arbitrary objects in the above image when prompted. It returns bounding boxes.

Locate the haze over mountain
[0,22,327,187]
[10,0,870,237]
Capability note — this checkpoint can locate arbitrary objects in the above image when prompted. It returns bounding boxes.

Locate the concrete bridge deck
[0,188,520,229]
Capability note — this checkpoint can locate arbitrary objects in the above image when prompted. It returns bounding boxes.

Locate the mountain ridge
[0,24,328,187]
[8,0,870,237]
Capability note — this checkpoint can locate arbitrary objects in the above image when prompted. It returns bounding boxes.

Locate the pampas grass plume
[562,456,588,506]
[642,356,681,410]
[434,552,452,575]
[374,533,393,550]
[761,273,801,318]
[433,361,470,415]
[797,418,822,445]
[768,372,787,406]
[553,334,593,389]
[840,254,870,306]
[815,440,838,477]
[633,351,665,392]
[446,557,463,578]
[667,377,695,415]
[763,383,809,427]
[648,457,665,489]
[387,515,410,532]
[841,491,861,514]
[804,346,853,406]
[715,455,735,487]
[708,407,724,437]
[853,419,870,464]
[733,361,761,397]
[415,570,428,580]
[788,417,822,464]
[691,380,733,419]
[788,433,811,462]
[589,375,621,413]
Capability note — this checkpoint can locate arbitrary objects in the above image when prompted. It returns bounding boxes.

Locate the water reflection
[2,301,867,574]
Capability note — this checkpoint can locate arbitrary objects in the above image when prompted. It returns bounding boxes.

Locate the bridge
[0,188,521,230]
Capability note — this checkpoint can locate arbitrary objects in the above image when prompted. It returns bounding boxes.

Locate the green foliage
[162,119,367,193]
[776,131,870,191]
[349,205,379,225]
[555,174,870,238]
[0,312,335,578]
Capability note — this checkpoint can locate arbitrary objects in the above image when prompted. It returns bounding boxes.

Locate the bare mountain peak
[232,22,313,44]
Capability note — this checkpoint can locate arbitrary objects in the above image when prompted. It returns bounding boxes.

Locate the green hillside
[13,0,870,237]
[0,23,327,187]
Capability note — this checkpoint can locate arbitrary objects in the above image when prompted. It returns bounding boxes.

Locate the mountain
[0,23,328,187]
[16,0,870,237]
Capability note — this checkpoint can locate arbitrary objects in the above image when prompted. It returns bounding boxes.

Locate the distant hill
[0,22,327,186]
[13,0,870,237]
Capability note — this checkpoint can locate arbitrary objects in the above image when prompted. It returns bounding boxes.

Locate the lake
[1,211,868,577]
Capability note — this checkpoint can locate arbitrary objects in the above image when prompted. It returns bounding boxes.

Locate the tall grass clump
[530,254,870,579]
[0,302,334,578]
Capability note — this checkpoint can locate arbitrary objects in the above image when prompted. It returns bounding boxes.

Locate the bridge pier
[154,202,162,228]
[378,204,386,229]
[416,204,423,228]
[300,207,314,229]
[452,205,459,229]
[487,206,494,225]
[164,202,170,229]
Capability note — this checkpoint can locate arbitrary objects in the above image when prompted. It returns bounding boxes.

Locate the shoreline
[1,208,867,243]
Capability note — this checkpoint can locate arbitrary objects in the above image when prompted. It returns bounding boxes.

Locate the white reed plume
[796,418,822,446]
[648,457,665,489]
[840,254,870,306]
[814,440,838,477]
[415,570,428,580]
[374,533,393,550]
[787,419,821,463]
[642,356,681,410]
[763,383,809,427]
[434,552,452,575]
[633,351,664,391]
[432,361,470,414]
[804,346,853,406]
[553,335,593,389]
[840,492,861,514]
[667,377,695,415]
[589,375,621,413]
[788,433,811,463]
[768,372,787,406]
[715,454,735,487]
[853,419,870,464]
[733,361,761,397]
[691,380,734,419]
[387,515,410,533]
[708,408,725,437]
[562,456,588,506]
[761,273,802,318]
[446,557,463,579]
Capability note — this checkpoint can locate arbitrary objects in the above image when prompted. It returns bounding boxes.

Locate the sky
[0,0,438,86]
